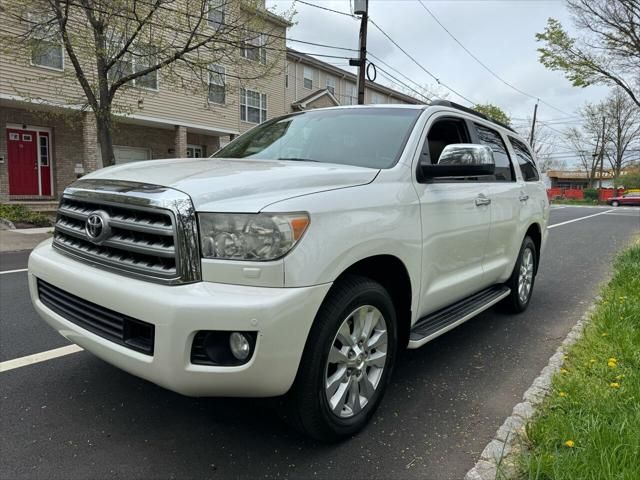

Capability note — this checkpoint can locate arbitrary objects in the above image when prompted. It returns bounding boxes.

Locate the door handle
[475,195,491,206]
[519,194,529,202]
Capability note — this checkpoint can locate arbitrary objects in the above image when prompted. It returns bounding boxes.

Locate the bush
[0,204,52,227]
[584,188,598,201]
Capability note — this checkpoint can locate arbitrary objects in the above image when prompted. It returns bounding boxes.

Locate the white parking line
[548,209,615,229]
[0,268,28,275]
[0,345,83,373]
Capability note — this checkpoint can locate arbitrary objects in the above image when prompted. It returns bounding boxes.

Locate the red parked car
[607,192,640,207]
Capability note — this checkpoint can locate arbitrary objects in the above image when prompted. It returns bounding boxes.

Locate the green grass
[0,204,51,227]
[518,242,640,479]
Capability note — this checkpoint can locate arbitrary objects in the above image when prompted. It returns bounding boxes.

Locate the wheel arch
[525,222,542,274]
[331,254,413,349]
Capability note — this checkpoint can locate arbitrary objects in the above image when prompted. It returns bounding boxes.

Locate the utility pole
[598,116,606,190]
[352,0,368,105]
[529,101,538,145]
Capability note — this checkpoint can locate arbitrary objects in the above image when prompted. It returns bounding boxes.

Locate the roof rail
[429,99,516,133]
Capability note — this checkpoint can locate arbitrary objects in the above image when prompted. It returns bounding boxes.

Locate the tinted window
[214,108,421,169]
[509,137,539,181]
[426,118,469,164]
[473,124,514,182]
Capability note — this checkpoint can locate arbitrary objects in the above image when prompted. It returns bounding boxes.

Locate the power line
[416,0,576,118]
[369,52,433,101]
[294,0,358,18]
[367,17,476,105]
[375,66,430,103]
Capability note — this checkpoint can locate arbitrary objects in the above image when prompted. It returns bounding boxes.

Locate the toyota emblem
[85,210,111,244]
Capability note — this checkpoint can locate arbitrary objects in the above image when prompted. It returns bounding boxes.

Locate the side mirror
[420,144,495,179]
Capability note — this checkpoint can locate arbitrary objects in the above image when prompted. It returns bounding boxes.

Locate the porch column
[174,125,187,158]
[82,112,99,173]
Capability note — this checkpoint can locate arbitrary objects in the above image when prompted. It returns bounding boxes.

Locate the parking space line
[0,268,28,275]
[548,209,615,229]
[0,345,83,373]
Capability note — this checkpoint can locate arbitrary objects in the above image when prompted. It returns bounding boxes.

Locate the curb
[0,217,16,230]
[464,300,599,480]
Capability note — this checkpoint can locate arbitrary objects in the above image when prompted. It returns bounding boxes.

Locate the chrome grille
[53,179,201,284]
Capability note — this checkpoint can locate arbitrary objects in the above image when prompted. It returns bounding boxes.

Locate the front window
[326,76,336,95]
[303,66,313,89]
[30,14,63,70]
[208,0,225,28]
[241,34,266,64]
[240,88,267,124]
[371,92,384,104]
[208,64,225,104]
[214,108,421,169]
[346,83,357,105]
[109,44,157,90]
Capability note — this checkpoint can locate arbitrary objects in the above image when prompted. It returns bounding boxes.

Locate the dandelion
[610,382,620,388]
[608,361,617,368]
[559,391,568,397]
[564,440,575,448]
[608,358,617,363]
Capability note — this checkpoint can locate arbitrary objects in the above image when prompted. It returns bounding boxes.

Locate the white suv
[29,101,549,441]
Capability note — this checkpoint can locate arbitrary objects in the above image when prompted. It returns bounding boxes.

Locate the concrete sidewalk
[0,229,52,252]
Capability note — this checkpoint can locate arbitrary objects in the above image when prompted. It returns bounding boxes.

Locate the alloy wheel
[324,305,388,419]
[518,247,534,304]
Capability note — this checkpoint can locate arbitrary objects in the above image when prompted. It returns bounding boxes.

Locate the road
[1,206,638,480]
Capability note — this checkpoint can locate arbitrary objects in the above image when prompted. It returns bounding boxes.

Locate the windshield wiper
[277,157,319,162]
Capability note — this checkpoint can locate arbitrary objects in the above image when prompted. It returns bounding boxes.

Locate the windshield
[213,108,422,169]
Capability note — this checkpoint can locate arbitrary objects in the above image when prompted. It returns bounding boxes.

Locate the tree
[602,88,640,184]
[1,0,292,166]
[473,103,511,126]
[536,1,640,107]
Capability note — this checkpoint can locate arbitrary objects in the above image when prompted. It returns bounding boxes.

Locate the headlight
[198,212,310,261]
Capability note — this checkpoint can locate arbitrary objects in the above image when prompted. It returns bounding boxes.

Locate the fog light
[229,332,251,360]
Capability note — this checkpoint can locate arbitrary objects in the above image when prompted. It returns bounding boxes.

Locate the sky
[265,0,613,163]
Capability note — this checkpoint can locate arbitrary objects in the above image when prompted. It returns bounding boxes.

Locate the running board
[408,285,510,349]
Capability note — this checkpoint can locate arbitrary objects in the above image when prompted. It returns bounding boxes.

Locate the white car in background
[29,101,549,441]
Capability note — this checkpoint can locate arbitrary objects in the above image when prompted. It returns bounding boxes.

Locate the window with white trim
[326,76,336,95]
[30,14,63,70]
[241,33,266,64]
[345,83,357,105]
[208,64,225,104]
[303,66,313,89]
[371,91,385,104]
[39,135,49,166]
[240,88,267,124]
[208,0,225,28]
[109,44,158,90]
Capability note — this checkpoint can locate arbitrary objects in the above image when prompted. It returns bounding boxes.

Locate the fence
[546,188,626,202]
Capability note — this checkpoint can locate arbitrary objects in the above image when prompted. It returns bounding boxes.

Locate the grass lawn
[518,241,640,479]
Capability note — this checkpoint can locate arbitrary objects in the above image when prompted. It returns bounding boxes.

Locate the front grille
[54,197,177,278]
[37,279,154,355]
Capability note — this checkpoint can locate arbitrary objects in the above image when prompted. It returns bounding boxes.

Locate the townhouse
[0,2,419,204]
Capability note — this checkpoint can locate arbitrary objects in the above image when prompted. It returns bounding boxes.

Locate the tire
[280,275,398,442]
[611,201,620,207]
[502,236,537,313]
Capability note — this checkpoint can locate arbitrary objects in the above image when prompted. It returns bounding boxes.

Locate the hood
[84,157,379,212]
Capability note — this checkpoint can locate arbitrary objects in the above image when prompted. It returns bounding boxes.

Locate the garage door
[114,146,151,164]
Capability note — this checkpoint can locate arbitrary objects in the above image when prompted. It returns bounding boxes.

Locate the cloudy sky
[266,0,612,162]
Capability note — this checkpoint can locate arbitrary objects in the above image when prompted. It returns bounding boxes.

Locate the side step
[408,285,510,349]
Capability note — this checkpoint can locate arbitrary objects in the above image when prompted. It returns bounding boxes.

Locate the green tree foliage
[473,103,511,126]
[536,1,640,107]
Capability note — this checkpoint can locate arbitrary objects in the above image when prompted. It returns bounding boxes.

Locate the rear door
[471,123,521,284]
[413,114,493,316]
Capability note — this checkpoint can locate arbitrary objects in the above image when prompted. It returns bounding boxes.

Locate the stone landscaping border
[464,301,599,480]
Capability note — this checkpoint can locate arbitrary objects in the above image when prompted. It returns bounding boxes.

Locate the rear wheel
[611,200,620,207]
[502,236,537,313]
[280,275,397,442]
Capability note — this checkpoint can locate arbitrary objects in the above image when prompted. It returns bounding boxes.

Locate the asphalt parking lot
[1,206,639,480]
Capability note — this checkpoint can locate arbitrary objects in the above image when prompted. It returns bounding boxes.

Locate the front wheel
[502,236,537,313]
[280,275,397,442]
[611,200,620,207]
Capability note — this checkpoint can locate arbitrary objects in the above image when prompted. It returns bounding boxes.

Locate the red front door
[7,129,39,195]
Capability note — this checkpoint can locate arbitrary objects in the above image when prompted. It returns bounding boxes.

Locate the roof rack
[429,99,516,133]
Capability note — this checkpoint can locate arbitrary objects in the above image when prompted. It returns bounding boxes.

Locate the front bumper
[28,241,331,397]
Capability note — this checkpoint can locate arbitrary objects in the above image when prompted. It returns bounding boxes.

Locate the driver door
[413,115,493,318]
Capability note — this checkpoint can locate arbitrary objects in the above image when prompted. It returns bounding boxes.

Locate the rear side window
[509,137,539,182]
[473,124,514,182]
